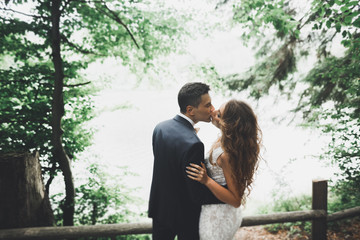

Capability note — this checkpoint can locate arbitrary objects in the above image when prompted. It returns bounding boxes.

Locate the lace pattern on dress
[200,147,242,240]
[199,204,242,240]
[205,147,226,186]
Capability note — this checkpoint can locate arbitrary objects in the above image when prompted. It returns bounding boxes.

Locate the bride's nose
[211,109,218,117]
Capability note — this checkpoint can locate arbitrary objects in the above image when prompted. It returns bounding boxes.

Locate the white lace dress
[199,147,243,240]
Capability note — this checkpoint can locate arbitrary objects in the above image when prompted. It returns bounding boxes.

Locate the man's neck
[178,112,196,126]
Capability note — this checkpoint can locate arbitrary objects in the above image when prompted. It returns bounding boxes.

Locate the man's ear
[186,105,195,116]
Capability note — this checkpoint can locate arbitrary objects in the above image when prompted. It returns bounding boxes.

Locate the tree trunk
[0,152,54,229]
[50,0,75,226]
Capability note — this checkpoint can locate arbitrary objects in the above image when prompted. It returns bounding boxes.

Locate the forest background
[0,0,359,238]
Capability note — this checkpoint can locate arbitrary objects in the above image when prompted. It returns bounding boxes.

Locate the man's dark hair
[178,82,210,113]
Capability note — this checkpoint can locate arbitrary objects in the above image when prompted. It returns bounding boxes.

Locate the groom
[148,82,224,240]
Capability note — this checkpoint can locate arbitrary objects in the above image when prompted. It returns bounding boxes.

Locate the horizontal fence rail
[1,180,360,240]
[327,206,360,222]
[241,209,327,226]
[0,207,359,240]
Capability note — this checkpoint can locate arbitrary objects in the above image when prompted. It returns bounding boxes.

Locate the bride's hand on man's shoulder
[186,162,209,185]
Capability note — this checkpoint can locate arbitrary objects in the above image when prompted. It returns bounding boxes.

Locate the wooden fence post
[312,179,328,240]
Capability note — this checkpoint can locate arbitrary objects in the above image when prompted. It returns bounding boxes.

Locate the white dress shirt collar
[178,112,195,127]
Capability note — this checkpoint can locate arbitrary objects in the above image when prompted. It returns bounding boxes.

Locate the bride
[186,99,262,240]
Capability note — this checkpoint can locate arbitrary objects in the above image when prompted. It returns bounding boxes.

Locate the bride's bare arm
[186,155,241,208]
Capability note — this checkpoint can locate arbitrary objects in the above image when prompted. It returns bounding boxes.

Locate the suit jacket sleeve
[182,142,224,205]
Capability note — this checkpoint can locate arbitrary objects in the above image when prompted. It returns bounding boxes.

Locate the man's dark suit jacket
[148,115,223,238]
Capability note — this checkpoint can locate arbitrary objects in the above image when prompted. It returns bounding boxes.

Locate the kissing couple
[148,82,262,240]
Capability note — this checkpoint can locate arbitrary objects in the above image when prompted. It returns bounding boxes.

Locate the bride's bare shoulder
[217,152,230,168]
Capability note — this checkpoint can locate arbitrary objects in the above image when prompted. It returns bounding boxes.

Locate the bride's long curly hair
[211,99,262,205]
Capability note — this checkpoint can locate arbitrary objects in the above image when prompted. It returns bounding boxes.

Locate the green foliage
[233,0,299,40]
[258,194,312,237]
[0,0,192,163]
[0,63,52,154]
[74,163,144,226]
[1,0,193,225]
[216,0,301,98]
[259,189,359,237]
[227,0,360,101]
[59,0,190,70]
[260,194,312,214]
[51,163,150,239]
[0,59,95,173]
[312,0,360,41]
[302,40,360,207]
[327,192,360,232]
[205,0,360,210]
[191,63,228,95]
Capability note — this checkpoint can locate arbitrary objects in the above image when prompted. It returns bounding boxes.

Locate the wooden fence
[0,180,359,240]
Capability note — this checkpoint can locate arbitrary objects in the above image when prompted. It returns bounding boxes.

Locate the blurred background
[1,0,358,237]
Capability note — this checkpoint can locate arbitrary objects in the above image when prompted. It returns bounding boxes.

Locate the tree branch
[0,7,46,20]
[215,0,230,10]
[64,81,91,87]
[61,34,94,54]
[44,163,59,194]
[61,34,108,57]
[97,2,140,49]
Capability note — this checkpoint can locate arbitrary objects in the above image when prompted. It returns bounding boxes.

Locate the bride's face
[211,103,226,128]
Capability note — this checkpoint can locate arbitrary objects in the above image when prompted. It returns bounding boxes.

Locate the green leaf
[340,5,349,12]
[344,15,353,25]
[346,1,359,7]
[328,0,335,7]
[319,6,325,17]
[335,23,341,32]
[255,0,264,8]
[342,30,347,38]
[341,39,351,47]
[326,20,332,28]
[325,8,332,17]
[353,16,360,28]
[335,0,342,5]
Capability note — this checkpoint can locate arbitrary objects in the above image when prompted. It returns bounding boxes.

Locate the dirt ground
[234,218,360,240]
[235,226,293,239]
